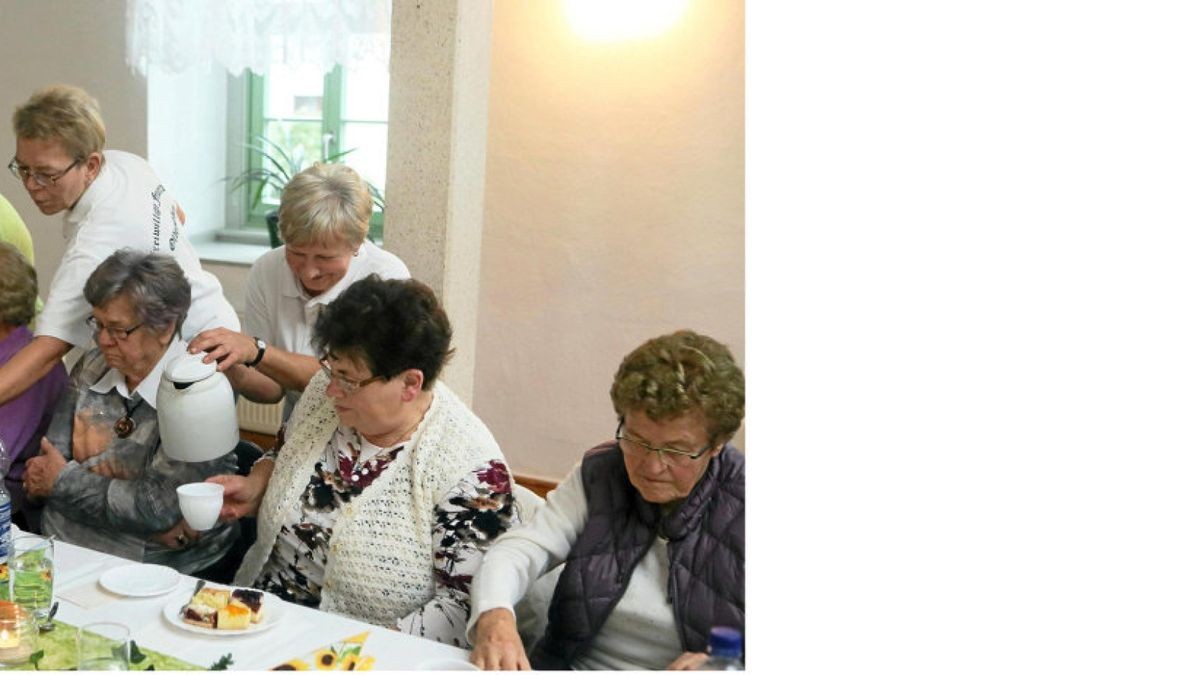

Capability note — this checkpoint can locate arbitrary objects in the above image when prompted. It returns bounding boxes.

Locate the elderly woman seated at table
[212,275,517,645]
[24,250,237,573]
[0,242,67,530]
[468,330,745,671]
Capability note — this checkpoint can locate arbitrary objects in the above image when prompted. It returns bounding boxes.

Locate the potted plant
[227,133,384,248]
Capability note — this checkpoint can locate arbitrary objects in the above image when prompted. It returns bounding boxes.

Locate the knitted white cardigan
[234,370,505,627]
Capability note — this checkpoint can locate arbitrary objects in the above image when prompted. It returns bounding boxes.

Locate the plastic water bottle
[0,438,10,562]
[699,626,743,670]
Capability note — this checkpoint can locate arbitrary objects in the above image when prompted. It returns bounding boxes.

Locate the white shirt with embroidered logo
[35,150,239,347]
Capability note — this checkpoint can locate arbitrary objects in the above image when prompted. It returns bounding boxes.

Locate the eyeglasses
[85,316,144,341]
[8,158,80,188]
[615,421,716,467]
[319,357,388,394]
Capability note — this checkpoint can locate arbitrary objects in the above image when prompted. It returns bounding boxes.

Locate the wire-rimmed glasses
[615,421,717,468]
[85,316,144,341]
[8,158,80,188]
[319,356,388,394]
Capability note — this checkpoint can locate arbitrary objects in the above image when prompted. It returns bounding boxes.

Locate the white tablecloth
[38,530,472,670]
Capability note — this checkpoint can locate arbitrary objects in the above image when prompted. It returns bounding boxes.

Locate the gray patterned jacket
[40,346,237,574]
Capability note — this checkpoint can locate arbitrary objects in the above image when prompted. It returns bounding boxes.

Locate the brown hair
[0,243,38,328]
[12,84,106,159]
[610,330,745,441]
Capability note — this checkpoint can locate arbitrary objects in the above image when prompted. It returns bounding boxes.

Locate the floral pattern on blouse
[255,424,517,646]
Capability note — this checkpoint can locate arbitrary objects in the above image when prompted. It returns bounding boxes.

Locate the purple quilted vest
[530,441,745,669]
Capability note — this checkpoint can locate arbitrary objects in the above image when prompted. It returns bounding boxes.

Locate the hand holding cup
[176,482,224,531]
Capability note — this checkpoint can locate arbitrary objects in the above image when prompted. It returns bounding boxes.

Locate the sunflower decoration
[274,632,374,671]
[340,654,375,671]
[314,649,340,670]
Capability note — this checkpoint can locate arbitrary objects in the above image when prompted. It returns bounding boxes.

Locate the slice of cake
[231,589,265,623]
[180,585,262,631]
[216,602,252,630]
[192,587,231,609]
[182,602,218,629]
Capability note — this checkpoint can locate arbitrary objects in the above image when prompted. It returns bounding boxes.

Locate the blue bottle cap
[709,626,742,657]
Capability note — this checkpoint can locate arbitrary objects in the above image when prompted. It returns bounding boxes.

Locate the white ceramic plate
[162,584,283,636]
[99,564,181,597]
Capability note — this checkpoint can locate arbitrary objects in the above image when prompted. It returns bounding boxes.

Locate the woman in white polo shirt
[188,163,409,421]
[0,84,239,407]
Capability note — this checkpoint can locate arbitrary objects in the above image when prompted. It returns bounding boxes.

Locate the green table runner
[8,620,202,671]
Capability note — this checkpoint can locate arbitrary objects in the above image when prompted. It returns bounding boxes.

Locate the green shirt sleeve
[0,192,43,316]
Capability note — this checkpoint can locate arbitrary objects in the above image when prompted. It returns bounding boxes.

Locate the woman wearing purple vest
[0,242,67,530]
[468,330,745,670]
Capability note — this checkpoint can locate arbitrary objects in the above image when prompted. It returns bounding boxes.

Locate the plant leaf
[325,146,356,163]
[29,649,43,670]
[129,639,147,664]
[209,652,234,670]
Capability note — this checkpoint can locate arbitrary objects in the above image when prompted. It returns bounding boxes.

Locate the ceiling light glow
[563,0,689,42]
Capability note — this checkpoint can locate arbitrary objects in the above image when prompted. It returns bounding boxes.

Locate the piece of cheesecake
[216,602,252,630]
[231,589,265,623]
[182,602,218,629]
[192,587,231,609]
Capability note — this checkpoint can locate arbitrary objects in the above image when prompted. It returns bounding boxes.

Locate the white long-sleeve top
[468,463,682,670]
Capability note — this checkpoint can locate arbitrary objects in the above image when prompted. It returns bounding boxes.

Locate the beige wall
[1,0,745,484]
[473,0,745,482]
[0,0,148,299]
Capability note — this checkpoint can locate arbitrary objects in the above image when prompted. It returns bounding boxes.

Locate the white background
[756,1,1200,671]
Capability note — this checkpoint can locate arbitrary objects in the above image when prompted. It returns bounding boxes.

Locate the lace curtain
[126,0,391,76]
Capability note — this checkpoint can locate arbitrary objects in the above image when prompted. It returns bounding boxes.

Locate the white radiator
[236,397,285,434]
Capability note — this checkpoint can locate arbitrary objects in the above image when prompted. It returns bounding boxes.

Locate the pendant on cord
[113,396,144,439]
[114,416,136,438]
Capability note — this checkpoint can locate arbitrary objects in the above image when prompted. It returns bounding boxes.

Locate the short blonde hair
[0,243,38,328]
[610,330,745,441]
[12,84,106,160]
[277,163,372,248]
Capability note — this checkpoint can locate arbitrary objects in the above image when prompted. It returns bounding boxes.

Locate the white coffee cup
[415,658,480,671]
[176,482,224,531]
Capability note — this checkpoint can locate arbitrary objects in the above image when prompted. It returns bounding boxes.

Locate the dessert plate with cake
[163,582,282,635]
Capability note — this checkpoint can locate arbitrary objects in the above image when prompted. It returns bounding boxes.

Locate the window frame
[232,65,385,242]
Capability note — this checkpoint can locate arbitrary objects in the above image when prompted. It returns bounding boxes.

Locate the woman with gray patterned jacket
[24,249,237,573]
[468,330,745,671]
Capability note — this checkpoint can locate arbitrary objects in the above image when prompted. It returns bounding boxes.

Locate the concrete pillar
[384,0,493,404]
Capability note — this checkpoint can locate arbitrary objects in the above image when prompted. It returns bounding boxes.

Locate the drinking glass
[8,536,52,627]
[76,621,130,671]
[0,602,35,668]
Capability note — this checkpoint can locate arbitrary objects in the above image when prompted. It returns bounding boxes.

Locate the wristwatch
[245,337,267,367]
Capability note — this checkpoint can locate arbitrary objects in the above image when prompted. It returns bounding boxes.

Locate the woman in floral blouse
[211,276,517,646]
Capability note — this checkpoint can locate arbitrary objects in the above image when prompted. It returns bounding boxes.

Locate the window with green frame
[239,62,389,242]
